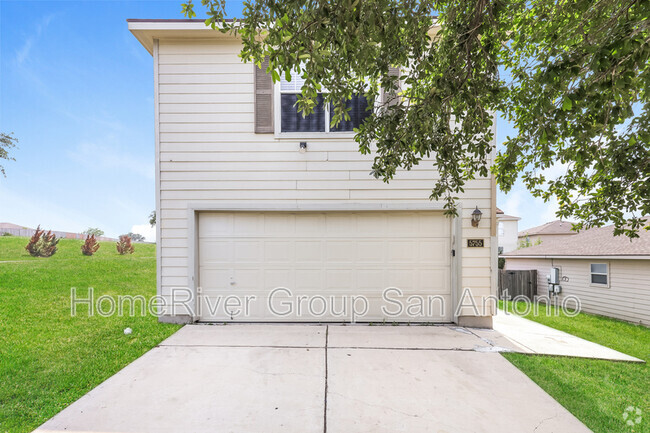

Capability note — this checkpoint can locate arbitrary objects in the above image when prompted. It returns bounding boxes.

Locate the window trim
[273,82,358,139]
[589,262,610,287]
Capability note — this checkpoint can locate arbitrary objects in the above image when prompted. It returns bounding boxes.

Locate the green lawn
[0,236,181,433]
[500,301,649,433]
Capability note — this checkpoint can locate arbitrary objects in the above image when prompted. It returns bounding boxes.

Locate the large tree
[0,133,18,177]
[183,0,649,237]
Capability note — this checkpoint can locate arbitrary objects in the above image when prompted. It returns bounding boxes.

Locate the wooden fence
[498,269,537,300]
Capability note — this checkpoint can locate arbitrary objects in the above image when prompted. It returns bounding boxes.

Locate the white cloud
[15,14,55,65]
[130,223,156,242]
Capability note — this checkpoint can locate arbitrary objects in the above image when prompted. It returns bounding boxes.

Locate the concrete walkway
[35,324,591,433]
[490,310,644,363]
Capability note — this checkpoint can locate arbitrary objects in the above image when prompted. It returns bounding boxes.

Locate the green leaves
[187,0,650,236]
[0,132,18,177]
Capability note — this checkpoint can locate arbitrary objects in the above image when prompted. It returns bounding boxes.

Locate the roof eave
[127,18,442,55]
[502,254,650,260]
[127,20,239,55]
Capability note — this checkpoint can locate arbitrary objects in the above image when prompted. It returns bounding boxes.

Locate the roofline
[502,255,650,260]
[126,19,235,23]
[517,232,577,237]
[497,215,521,221]
[128,18,441,55]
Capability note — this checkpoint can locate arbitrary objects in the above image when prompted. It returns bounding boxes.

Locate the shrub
[1,232,12,236]
[116,234,135,255]
[81,234,100,256]
[25,226,59,257]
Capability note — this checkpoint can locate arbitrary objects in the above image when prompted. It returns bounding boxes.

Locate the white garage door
[198,211,452,322]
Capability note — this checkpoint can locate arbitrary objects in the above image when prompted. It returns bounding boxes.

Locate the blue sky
[0,0,558,240]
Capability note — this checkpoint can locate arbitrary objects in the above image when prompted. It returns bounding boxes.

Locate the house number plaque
[467,239,484,248]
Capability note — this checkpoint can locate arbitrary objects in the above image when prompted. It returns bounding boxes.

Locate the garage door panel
[385,269,415,291]
[295,269,324,289]
[419,240,451,265]
[264,241,292,263]
[295,241,323,263]
[263,269,294,289]
[356,242,385,263]
[326,269,355,290]
[417,213,450,236]
[233,213,263,235]
[387,241,417,263]
[326,214,357,236]
[294,215,324,236]
[263,213,295,236]
[355,213,386,235]
[418,269,451,293]
[234,241,262,261]
[199,240,231,263]
[198,211,452,322]
[199,213,233,236]
[326,241,356,262]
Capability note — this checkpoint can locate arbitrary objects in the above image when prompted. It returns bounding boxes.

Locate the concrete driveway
[35,324,591,433]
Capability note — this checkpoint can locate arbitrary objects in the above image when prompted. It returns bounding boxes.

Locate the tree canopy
[0,133,18,177]
[82,227,104,237]
[183,0,649,237]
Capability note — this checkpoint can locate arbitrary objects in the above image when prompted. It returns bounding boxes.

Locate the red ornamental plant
[25,225,59,257]
[81,234,100,256]
[116,234,135,255]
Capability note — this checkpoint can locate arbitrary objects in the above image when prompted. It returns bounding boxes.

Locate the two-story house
[129,19,497,327]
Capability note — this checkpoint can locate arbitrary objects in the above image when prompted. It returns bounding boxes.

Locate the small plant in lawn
[116,234,135,255]
[81,234,100,256]
[25,226,59,257]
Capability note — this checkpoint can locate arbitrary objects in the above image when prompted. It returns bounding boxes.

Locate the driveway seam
[324,325,329,433]
[157,344,488,351]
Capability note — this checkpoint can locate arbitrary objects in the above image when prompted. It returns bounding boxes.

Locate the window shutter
[255,58,274,133]
[382,66,401,107]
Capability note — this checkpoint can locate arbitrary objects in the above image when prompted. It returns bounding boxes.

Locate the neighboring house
[128,19,497,327]
[518,220,577,245]
[503,224,650,326]
[496,208,520,253]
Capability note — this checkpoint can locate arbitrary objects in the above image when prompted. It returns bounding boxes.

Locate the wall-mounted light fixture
[299,142,307,153]
[471,206,482,227]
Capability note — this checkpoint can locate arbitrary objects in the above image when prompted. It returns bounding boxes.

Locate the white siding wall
[155,38,495,320]
[498,219,519,253]
[505,257,650,326]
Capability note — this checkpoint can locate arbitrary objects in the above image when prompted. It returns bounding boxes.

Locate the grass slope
[0,236,180,432]
[501,301,649,433]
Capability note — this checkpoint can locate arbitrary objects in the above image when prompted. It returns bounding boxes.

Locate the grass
[0,236,181,433]
[500,301,649,433]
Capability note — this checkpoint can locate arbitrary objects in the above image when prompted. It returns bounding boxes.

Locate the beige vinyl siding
[156,37,495,318]
[505,257,650,326]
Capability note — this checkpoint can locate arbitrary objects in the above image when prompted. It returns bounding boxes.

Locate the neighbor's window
[280,72,370,133]
[590,263,609,285]
[498,222,504,237]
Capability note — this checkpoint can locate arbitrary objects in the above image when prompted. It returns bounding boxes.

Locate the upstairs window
[279,72,370,133]
[590,263,609,285]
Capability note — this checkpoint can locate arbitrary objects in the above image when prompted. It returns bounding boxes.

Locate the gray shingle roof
[504,223,650,257]
[518,220,577,238]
